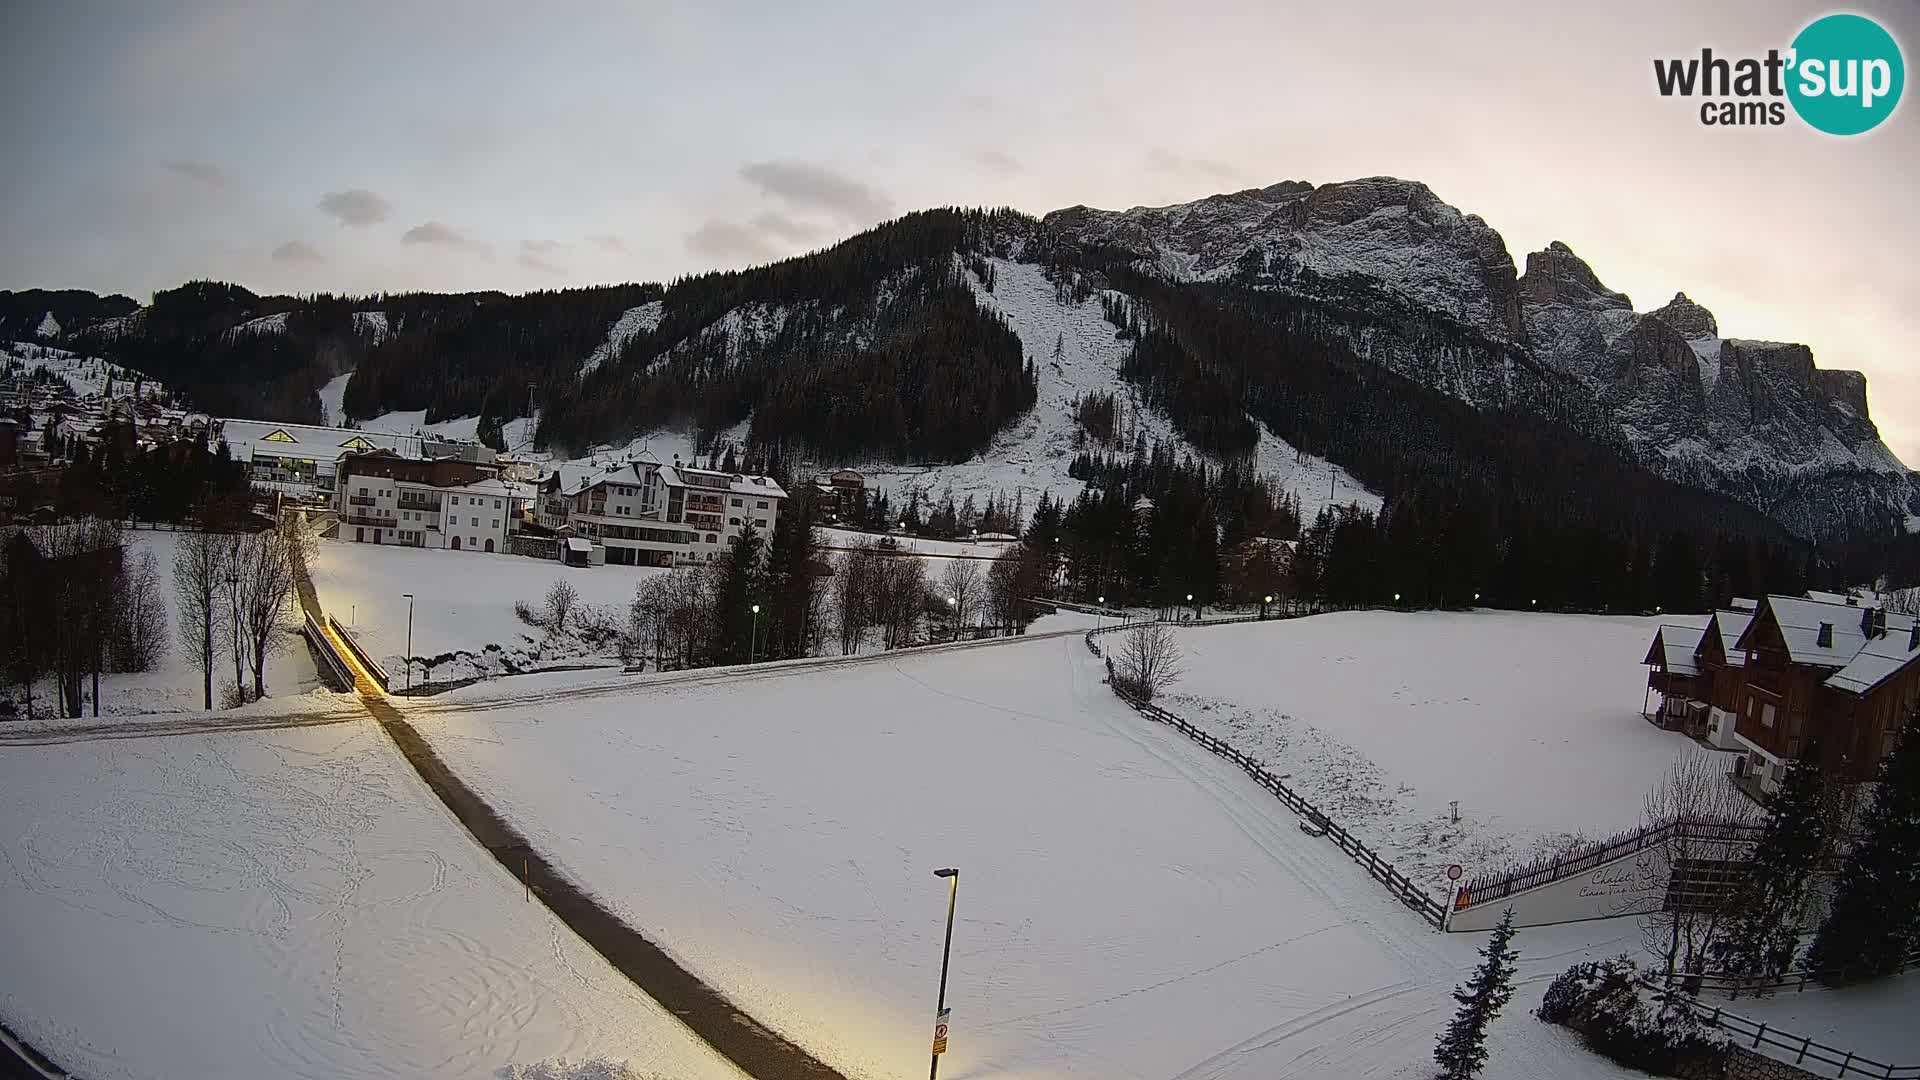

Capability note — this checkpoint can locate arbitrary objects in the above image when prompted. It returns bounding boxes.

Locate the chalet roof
[1734,595,1918,694]
[1824,625,1920,695]
[1730,597,1758,611]
[1705,608,1756,668]
[1647,624,1705,675]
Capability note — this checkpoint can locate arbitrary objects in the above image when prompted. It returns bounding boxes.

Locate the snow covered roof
[217,418,421,463]
[1705,609,1755,668]
[663,464,787,500]
[1729,597,1758,611]
[438,476,534,501]
[566,537,592,554]
[1753,595,1909,668]
[1647,624,1704,675]
[1824,624,1920,695]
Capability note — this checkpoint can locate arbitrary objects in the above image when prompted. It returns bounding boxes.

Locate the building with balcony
[333,450,530,552]
[538,453,785,567]
[1648,592,1920,797]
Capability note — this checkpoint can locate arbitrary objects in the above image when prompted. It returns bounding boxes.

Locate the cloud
[401,221,469,246]
[163,160,225,187]
[587,233,626,253]
[748,211,817,244]
[738,160,892,223]
[961,94,997,112]
[518,239,568,274]
[685,220,783,264]
[318,188,391,226]
[271,240,323,264]
[975,149,1023,175]
[1145,147,1242,182]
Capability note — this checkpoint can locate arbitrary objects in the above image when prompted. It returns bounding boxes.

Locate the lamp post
[946,595,956,641]
[1097,595,1106,631]
[401,593,414,693]
[1262,594,1272,620]
[929,867,959,1080]
[1186,592,1196,621]
[750,603,760,663]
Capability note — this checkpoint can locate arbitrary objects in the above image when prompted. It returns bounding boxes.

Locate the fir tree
[1710,740,1835,987]
[1808,714,1920,985]
[1434,908,1520,1080]
[711,521,766,665]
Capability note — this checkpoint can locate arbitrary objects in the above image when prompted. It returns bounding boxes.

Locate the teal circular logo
[1787,14,1904,135]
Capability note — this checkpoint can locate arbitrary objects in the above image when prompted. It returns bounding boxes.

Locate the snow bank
[1164,610,1720,892]
[0,723,736,1080]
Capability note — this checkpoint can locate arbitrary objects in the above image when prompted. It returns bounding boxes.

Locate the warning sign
[931,1007,951,1055]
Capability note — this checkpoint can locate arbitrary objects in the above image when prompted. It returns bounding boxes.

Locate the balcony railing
[343,513,389,527]
[348,495,378,507]
[397,497,442,511]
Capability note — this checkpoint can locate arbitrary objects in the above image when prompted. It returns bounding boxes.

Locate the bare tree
[1884,586,1920,618]
[544,578,581,633]
[940,559,983,636]
[32,518,125,717]
[175,528,228,711]
[232,529,295,700]
[876,557,928,649]
[1115,622,1183,701]
[115,548,169,673]
[1640,754,1757,992]
[834,541,881,655]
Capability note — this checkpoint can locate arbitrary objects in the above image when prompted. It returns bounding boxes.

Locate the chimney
[1909,621,1919,652]
[1846,594,1859,606]
[1863,606,1876,637]
[1816,622,1834,648]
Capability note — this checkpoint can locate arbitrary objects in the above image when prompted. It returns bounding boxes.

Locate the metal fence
[302,609,355,692]
[326,613,390,692]
[1088,623,1446,928]
[1646,983,1919,1079]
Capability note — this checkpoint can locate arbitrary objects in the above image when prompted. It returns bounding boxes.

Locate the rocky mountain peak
[1518,241,1632,312]
[1648,291,1719,340]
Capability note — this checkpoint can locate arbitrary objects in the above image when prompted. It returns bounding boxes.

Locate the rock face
[1045,177,1526,341]
[1046,179,1911,539]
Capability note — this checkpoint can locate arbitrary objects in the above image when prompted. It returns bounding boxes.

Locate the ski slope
[856,257,1379,521]
[1164,611,1720,891]
[0,722,737,1080]
[401,632,1649,1080]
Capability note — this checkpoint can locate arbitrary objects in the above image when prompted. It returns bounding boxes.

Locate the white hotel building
[538,455,786,566]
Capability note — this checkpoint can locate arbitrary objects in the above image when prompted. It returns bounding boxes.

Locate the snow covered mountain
[1044,177,1911,539]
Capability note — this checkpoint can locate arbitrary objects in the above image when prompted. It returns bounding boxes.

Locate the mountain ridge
[3,177,1907,542]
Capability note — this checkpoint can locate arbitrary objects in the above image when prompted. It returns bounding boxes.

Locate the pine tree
[1808,714,1920,985]
[1434,908,1520,1080]
[712,521,765,665]
[1710,740,1835,987]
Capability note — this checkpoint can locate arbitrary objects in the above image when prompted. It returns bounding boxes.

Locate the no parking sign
[931,1007,951,1055]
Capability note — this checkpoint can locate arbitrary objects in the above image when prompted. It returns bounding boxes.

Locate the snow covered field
[0,722,736,1080]
[401,632,1650,1080]
[308,540,667,684]
[1162,610,1719,892]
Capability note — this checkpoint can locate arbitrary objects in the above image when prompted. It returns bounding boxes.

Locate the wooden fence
[1671,945,1920,997]
[1087,623,1447,928]
[1455,817,1764,914]
[1646,983,1918,1079]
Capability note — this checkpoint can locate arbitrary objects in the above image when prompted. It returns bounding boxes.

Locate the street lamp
[401,593,415,693]
[946,595,957,641]
[929,868,960,1080]
[1262,593,1272,619]
[750,603,761,663]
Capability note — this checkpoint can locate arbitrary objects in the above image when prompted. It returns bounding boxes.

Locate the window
[491,519,498,528]
[494,499,501,509]
[755,519,767,529]
[469,537,477,548]
[451,496,460,505]
[358,486,367,496]
[757,500,767,509]
[731,497,742,507]
[729,517,740,526]
[705,533,717,544]
[471,516,480,527]
[1761,703,1776,729]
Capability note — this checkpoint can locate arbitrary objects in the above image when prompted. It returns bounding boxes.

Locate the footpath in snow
[0,722,737,1080]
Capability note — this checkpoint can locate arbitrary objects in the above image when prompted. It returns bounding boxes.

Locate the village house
[332,450,531,552]
[537,454,786,567]
[213,418,495,503]
[1645,593,1920,797]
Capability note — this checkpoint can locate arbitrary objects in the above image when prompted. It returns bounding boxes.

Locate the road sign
[1446,864,1464,882]
[931,1007,950,1056]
